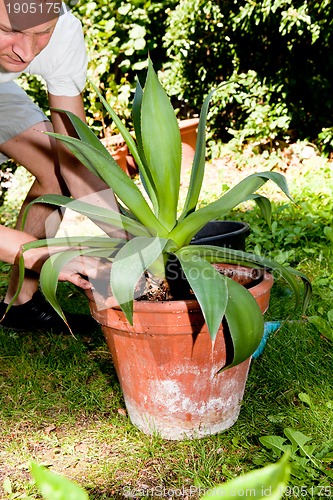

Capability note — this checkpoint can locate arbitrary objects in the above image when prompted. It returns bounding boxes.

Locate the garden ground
[0,142,332,499]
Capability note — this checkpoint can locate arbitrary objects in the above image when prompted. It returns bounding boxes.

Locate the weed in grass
[257,428,333,492]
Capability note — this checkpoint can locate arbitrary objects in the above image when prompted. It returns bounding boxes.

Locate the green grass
[0,150,332,499]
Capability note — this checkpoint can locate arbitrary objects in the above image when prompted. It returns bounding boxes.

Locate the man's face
[0,0,60,73]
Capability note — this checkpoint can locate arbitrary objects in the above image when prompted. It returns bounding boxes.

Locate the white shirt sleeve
[26,9,88,96]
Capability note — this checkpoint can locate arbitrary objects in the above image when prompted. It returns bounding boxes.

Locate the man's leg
[0,120,66,304]
[0,120,99,334]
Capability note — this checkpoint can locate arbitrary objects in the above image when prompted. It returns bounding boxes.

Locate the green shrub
[162,0,333,149]
[16,1,176,136]
[73,0,177,134]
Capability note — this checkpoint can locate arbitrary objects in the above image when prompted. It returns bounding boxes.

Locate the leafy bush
[72,0,177,134]
[14,0,333,151]
[162,0,333,149]
[16,1,176,136]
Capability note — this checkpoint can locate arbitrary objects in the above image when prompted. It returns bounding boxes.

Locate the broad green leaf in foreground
[201,453,290,500]
[30,462,88,500]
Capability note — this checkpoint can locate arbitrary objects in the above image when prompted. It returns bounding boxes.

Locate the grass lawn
[0,143,332,499]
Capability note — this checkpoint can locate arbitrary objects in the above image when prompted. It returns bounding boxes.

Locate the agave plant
[16,58,311,368]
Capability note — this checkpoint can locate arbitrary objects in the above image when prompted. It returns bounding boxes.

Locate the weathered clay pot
[86,265,273,440]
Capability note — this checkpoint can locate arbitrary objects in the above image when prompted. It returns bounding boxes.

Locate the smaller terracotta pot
[101,133,129,175]
[179,118,199,169]
[110,143,129,174]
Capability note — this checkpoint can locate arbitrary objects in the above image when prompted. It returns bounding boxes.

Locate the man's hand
[58,255,111,289]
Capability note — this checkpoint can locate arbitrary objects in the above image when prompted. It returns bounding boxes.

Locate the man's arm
[48,93,127,238]
[0,224,110,290]
[48,93,109,199]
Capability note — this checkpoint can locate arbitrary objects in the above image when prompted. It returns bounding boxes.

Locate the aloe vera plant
[18,58,311,368]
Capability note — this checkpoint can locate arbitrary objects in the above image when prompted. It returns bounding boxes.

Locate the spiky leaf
[111,236,168,323]
[176,252,228,340]
[224,276,264,368]
[141,58,181,230]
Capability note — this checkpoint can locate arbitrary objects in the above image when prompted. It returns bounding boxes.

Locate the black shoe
[0,291,97,334]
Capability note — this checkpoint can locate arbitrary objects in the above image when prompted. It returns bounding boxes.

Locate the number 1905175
[283,486,332,497]
[5,2,61,15]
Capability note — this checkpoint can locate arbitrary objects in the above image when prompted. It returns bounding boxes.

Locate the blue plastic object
[252,321,282,359]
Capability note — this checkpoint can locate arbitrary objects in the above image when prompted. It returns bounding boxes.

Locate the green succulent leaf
[176,246,265,366]
[224,276,264,368]
[91,80,159,213]
[171,171,293,246]
[89,80,145,173]
[141,58,182,230]
[44,133,167,236]
[21,194,150,237]
[179,89,215,220]
[39,248,113,332]
[132,79,158,210]
[184,245,311,315]
[132,78,144,158]
[111,236,169,324]
[9,237,118,315]
[245,194,273,227]
[51,108,110,156]
[176,251,228,341]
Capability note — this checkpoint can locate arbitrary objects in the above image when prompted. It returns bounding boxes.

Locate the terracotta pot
[86,265,273,440]
[119,118,199,175]
[179,117,199,169]
[111,143,129,174]
[125,153,139,177]
[101,133,129,175]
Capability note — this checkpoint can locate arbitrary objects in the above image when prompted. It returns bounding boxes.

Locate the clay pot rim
[86,264,273,313]
[178,117,200,129]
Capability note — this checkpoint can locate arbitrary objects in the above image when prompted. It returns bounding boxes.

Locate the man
[0,0,109,332]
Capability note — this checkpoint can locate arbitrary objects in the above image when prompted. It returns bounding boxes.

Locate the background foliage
[3,0,333,198]
[11,0,333,152]
[162,0,333,150]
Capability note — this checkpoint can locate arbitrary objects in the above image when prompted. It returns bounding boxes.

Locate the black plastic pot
[166,221,251,299]
[191,220,250,251]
